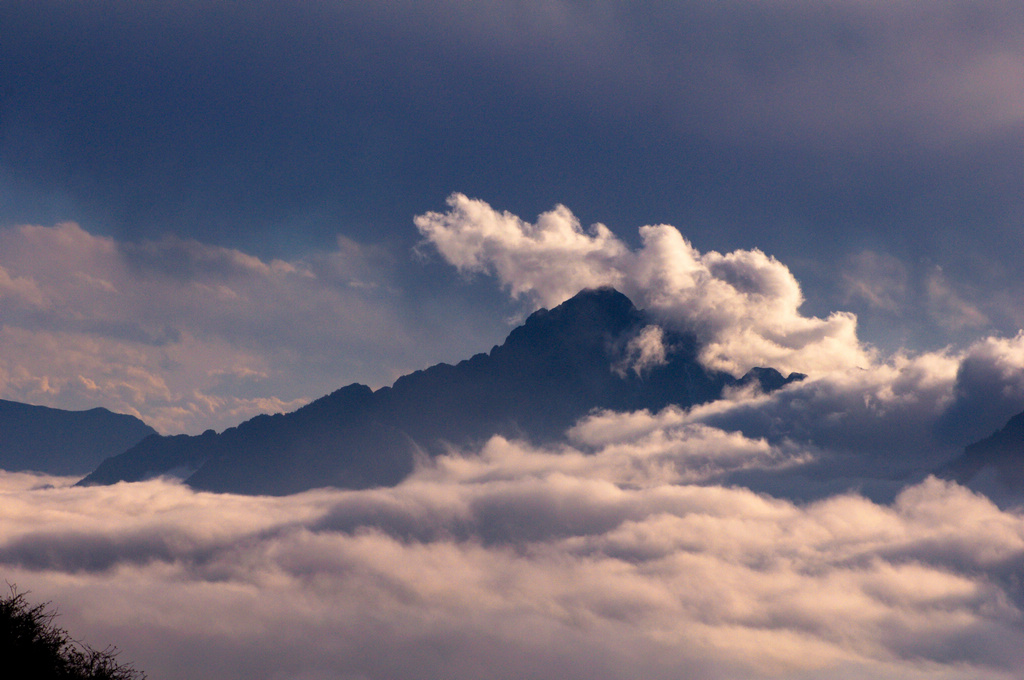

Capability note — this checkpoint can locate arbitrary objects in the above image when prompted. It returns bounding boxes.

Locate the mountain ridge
[0,400,156,475]
[79,288,805,495]
[938,410,1024,497]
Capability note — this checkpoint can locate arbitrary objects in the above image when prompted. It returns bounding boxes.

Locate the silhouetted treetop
[0,585,146,680]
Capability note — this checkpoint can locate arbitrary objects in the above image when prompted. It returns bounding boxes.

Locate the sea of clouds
[2,449,1023,680]
[3,196,1024,678]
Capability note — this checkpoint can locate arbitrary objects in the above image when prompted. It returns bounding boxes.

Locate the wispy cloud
[0,223,424,433]
[841,251,909,314]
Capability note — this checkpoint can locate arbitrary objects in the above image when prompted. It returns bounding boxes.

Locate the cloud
[418,194,872,377]
[5,289,1024,677]
[613,325,668,377]
[837,251,1015,355]
[4,1,1024,371]
[415,196,629,306]
[925,266,990,331]
[690,350,962,463]
[0,222,456,434]
[2,441,1023,680]
[636,333,1024,504]
[935,333,1024,445]
[0,263,48,307]
[841,251,909,314]
[6,203,1023,486]
[415,196,1024,484]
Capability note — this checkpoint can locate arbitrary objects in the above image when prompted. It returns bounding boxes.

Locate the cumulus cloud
[416,196,1024,470]
[2,436,1023,680]
[616,332,1024,505]
[935,333,1024,445]
[0,222,441,434]
[417,194,873,376]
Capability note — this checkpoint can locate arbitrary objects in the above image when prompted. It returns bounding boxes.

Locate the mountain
[79,288,804,495]
[939,410,1024,496]
[0,400,156,475]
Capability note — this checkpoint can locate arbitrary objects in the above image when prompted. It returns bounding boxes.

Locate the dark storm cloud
[2,1,1021,264]
[3,1,1022,360]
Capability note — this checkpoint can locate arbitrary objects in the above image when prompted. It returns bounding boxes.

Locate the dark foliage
[0,586,145,680]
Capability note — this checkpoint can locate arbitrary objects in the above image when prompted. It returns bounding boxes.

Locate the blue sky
[1,0,1022,432]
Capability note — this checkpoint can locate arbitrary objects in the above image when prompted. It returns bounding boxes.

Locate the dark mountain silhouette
[79,288,804,495]
[939,409,1024,493]
[0,400,156,475]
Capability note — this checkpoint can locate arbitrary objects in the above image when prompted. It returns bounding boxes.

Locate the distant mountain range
[9,286,1020,499]
[0,400,155,475]
[78,287,802,495]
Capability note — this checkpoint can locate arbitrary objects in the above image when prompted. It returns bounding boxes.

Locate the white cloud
[414,195,1024,486]
[613,324,668,377]
[665,332,1024,488]
[415,195,628,306]
[417,194,872,377]
[2,440,1023,680]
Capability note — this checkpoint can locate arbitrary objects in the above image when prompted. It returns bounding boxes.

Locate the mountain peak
[526,287,639,327]
[0,400,156,475]
[497,287,645,366]
[79,287,801,495]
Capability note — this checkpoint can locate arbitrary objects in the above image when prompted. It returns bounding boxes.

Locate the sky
[2,0,1023,434]
[3,2,1024,678]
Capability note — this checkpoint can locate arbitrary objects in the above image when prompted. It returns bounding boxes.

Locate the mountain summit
[79,288,803,495]
[0,400,155,475]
